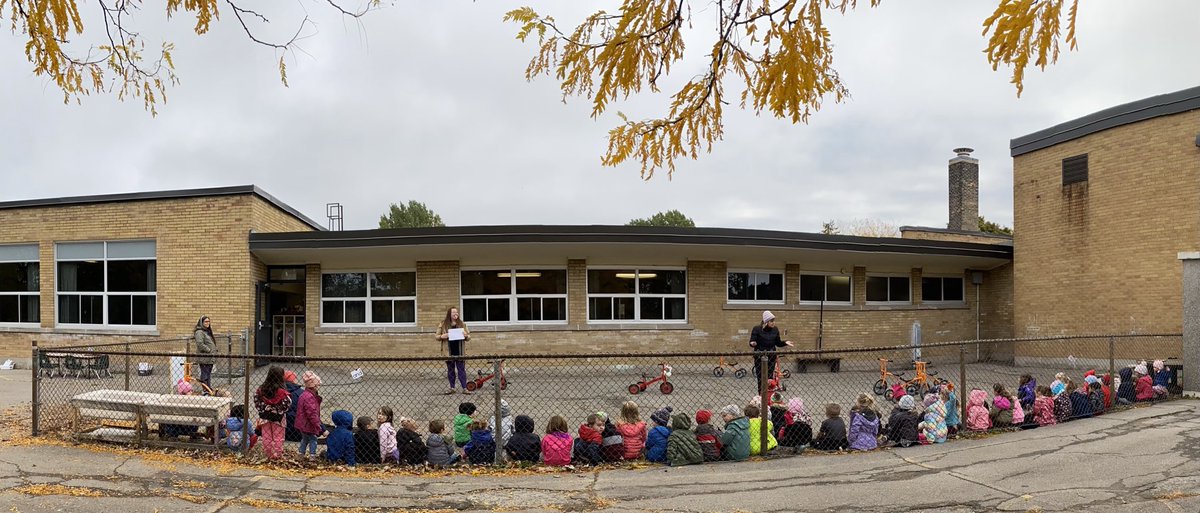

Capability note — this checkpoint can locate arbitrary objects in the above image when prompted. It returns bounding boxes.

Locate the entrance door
[254,282,272,366]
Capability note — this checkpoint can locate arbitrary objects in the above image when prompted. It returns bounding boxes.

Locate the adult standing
[436,307,471,395]
[193,316,217,388]
[749,310,793,393]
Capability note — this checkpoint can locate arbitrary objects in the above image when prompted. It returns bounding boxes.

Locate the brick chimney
[948,147,979,232]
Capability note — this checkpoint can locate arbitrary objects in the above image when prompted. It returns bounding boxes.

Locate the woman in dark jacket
[193,316,217,388]
[505,415,542,463]
[749,311,793,394]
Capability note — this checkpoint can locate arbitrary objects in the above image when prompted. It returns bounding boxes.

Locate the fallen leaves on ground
[12,484,108,497]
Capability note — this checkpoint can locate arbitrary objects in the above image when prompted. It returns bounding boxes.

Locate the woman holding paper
[436,307,471,394]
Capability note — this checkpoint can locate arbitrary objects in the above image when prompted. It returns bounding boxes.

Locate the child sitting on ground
[161,379,201,441]
[489,399,515,448]
[505,415,541,463]
[918,394,948,444]
[377,406,398,463]
[1050,372,1066,393]
[324,410,356,466]
[989,384,1022,427]
[666,412,704,466]
[1017,374,1037,412]
[848,394,880,451]
[1152,360,1170,398]
[645,407,673,463]
[1033,385,1056,427]
[464,420,497,465]
[1117,367,1137,405]
[768,394,788,440]
[1068,381,1093,419]
[396,417,426,465]
[941,383,961,437]
[693,410,723,461]
[1053,379,1073,423]
[885,395,920,447]
[541,415,573,466]
[718,404,750,461]
[221,404,257,451]
[573,413,604,465]
[745,404,778,455]
[616,401,647,461]
[1087,380,1106,416]
[426,419,458,467]
[1134,364,1155,402]
[354,416,382,464]
[965,388,992,431]
[454,402,477,454]
[597,412,625,462]
[812,403,849,451]
[779,398,813,450]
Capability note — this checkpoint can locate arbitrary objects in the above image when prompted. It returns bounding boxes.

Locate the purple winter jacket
[847,409,880,451]
[294,388,323,435]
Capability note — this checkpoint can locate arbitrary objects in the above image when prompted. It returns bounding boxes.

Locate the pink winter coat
[541,432,573,466]
[294,388,323,435]
[1009,396,1025,425]
[616,421,647,460]
[966,389,992,431]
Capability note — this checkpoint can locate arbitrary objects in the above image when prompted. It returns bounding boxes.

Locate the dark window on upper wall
[1062,154,1088,185]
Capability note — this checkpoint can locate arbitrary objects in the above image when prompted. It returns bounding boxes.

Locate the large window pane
[639,270,686,294]
[665,298,686,320]
[393,300,416,323]
[943,278,964,301]
[922,277,943,302]
[614,297,635,320]
[800,275,824,302]
[889,277,910,302]
[514,270,566,294]
[517,297,541,321]
[109,295,132,325]
[108,260,156,292]
[372,300,393,323]
[461,271,511,295]
[753,273,783,301]
[322,302,345,324]
[588,270,635,294]
[641,297,663,320]
[20,295,39,323]
[372,272,415,297]
[588,297,612,320]
[80,295,103,324]
[727,272,753,301]
[543,298,565,321]
[58,261,104,292]
[322,273,367,297]
[487,298,510,322]
[344,301,367,323]
[58,295,79,324]
[0,262,38,292]
[463,298,488,322]
[866,277,889,302]
[132,296,155,325]
[0,296,15,323]
[827,275,851,302]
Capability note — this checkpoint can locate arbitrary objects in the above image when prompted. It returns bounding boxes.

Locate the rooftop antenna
[326,202,343,231]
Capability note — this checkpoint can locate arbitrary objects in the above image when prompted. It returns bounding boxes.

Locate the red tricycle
[628,363,674,395]
[764,358,791,396]
[465,359,508,392]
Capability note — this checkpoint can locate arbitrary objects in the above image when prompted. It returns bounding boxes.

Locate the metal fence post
[226,333,234,389]
[124,342,131,391]
[1108,336,1116,383]
[959,342,967,425]
[493,359,504,465]
[242,355,252,452]
[758,354,769,455]
[31,340,40,437]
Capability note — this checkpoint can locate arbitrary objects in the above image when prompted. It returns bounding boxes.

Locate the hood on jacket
[670,413,692,430]
[1119,367,1134,382]
[514,415,534,433]
[499,399,511,418]
[725,415,749,431]
[332,410,354,429]
[470,428,494,443]
[856,409,878,422]
[968,389,988,408]
[994,395,1012,410]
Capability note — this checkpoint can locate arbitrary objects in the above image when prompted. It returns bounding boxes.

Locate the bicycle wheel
[466,380,479,392]
[906,383,921,397]
[781,369,792,379]
[873,379,888,396]
[628,384,641,395]
[734,368,748,379]
[660,381,674,395]
[712,367,724,378]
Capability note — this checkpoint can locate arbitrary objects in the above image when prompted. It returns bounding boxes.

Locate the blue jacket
[1018,379,1036,409]
[1153,368,1171,387]
[325,410,356,466]
[464,428,497,465]
[284,381,305,441]
[645,425,671,462]
[1069,391,1093,419]
[943,391,960,428]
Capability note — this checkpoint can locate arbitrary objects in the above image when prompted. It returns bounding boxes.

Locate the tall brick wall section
[1013,109,1200,359]
[949,157,981,232]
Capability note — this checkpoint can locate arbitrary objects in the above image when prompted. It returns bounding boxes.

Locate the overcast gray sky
[2,1,1197,232]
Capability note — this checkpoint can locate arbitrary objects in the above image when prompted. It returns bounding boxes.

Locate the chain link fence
[28,333,1183,466]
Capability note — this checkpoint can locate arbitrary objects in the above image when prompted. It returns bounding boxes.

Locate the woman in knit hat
[749,310,793,394]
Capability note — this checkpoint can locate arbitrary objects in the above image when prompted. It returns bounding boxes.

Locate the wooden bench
[142,395,231,449]
[69,389,230,449]
[796,357,842,373]
[69,390,159,443]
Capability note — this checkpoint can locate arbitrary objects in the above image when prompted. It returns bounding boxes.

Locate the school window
[461,269,567,323]
[865,275,910,303]
[921,276,965,303]
[321,272,416,325]
[56,241,156,327]
[0,244,39,325]
[799,274,852,303]
[587,269,686,322]
[727,271,783,303]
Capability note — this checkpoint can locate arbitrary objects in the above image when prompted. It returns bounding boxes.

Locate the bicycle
[629,362,674,395]
[872,358,907,398]
[712,356,748,379]
[902,360,945,396]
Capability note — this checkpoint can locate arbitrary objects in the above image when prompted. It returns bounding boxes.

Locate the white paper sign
[447,328,465,341]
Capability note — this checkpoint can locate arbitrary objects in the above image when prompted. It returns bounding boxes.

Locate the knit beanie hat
[749,395,762,407]
[695,410,712,425]
[302,370,321,388]
[1051,382,1065,396]
[176,379,193,395]
[650,407,673,426]
[898,395,915,410]
[762,310,775,323]
[1134,364,1148,376]
[1084,375,1100,386]
[719,404,741,418]
[283,370,298,384]
[1153,360,1165,372]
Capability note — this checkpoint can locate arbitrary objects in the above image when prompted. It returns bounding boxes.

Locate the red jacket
[1135,375,1154,401]
[617,421,646,460]
[294,388,323,435]
[578,424,602,444]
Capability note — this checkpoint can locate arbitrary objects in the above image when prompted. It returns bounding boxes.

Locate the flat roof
[0,185,324,231]
[250,225,1013,260]
[1010,85,1200,157]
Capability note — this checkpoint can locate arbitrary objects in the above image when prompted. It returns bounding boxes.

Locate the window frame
[920,275,966,304]
[865,273,912,305]
[0,244,40,327]
[726,269,785,304]
[586,267,687,323]
[459,267,569,325]
[797,272,854,305]
[319,269,417,326]
[54,240,157,330]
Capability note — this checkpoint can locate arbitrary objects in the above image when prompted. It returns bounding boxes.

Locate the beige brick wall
[901,228,1013,245]
[1013,109,1200,358]
[0,193,315,361]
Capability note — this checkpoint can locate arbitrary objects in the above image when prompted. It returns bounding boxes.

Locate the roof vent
[953,147,974,158]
